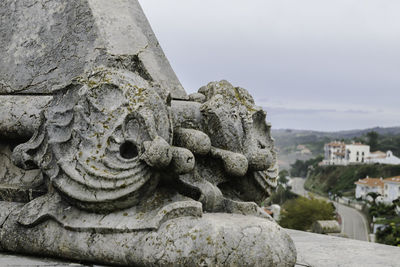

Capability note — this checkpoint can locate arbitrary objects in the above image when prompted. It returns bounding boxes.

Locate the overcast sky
[139,0,400,131]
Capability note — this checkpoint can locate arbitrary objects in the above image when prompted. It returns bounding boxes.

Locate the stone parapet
[289,229,400,267]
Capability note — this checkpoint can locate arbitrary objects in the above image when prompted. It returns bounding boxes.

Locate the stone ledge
[288,229,400,267]
[0,253,89,266]
[2,229,400,266]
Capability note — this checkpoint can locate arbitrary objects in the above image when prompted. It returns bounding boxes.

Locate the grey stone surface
[172,81,279,208]
[0,202,23,227]
[311,220,341,234]
[288,229,400,267]
[9,73,280,216]
[0,143,45,202]
[0,96,51,139]
[0,1,295,266]
[12,68,187,213]
[0,143,41,187]
[16,192,202,233]
[2,229,400,267]
[3,68,292,264]
[0,253,89,266]
[1,206,296,266]
[0,0,187,99]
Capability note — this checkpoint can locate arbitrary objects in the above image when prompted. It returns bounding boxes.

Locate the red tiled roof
[326,142,345,147]
[355,177,384,188]
[263,208,273,215]
[384,176,400,184]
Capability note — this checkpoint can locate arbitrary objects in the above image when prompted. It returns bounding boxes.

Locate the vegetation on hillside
[356,131,400,156]
[271,171,339,233]
[272,127,400,170]
[290,155,323,177]
[364,196,400,247]
[267,170,297,205]
[279,196,336,231]
[376,223,400,247]
[304,164,400,195]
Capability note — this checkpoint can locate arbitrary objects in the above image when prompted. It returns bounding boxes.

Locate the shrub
[376,222,400,247]
[279,196,336,231]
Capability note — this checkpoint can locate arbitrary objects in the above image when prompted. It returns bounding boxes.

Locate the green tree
[278,170,289,185]
[290,155,323,178]
[269,185,297,205]
[368,203,396,218]
[366,192,381,204]
[279,197,336,230]
[376,223,400,247]
[393,197,400,207]
[366,131,379,151]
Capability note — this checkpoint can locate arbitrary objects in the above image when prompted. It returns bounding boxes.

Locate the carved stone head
[198,80,278,202]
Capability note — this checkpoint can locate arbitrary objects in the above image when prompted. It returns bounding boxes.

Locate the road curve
[290,177,369,242]
[335,202,369,241]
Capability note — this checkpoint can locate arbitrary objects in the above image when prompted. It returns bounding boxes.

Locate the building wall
[371,151,400,165]
[355,185,363,198]
[384,182,400,202]
[324,143,346,165]
[346,145,370,164]
[356,185,383,199]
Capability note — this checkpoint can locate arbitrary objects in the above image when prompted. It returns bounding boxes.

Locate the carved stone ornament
[0,0,296,266]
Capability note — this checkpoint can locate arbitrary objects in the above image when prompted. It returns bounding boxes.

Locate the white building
[368,151,400,165]
[345,143,370,164]
[368,151,386,161]
[355,176,400,204]
[322,141,347,165]
[383,176,400,203]
[354,177,384,199]
[322,141,370,166]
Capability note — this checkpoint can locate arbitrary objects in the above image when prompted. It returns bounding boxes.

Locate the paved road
[335,202,369,241]
[289,177,369,241]
[289,177,308,197]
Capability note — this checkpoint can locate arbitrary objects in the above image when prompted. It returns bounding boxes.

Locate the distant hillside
[305,164,400,196]
[272,126,400,170]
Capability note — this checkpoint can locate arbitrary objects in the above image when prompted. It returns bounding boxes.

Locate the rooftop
[354,177,384,188]
[384,176,400,184]
[367,151,387,159]
[326,141,345,147]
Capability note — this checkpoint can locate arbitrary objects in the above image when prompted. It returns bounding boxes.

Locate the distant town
[270,129,400,247]
[321,140,400,204]
[321,141,400,166]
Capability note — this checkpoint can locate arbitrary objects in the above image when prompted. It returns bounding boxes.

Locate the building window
[357,151,359,156]
[362,152,365,156]
[356,157,359,162]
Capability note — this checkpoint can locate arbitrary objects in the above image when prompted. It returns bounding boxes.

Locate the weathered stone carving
[0,0,296,266]
[12,68,180,213]
[0,0,186,99]
[172,80,279,214]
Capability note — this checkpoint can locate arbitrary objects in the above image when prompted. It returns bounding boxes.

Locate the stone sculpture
[0,0,296,266]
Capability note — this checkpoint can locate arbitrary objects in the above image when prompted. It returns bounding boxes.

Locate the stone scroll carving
[11,68,278,219]
[1,69,296,265]
[0,0,296,266]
